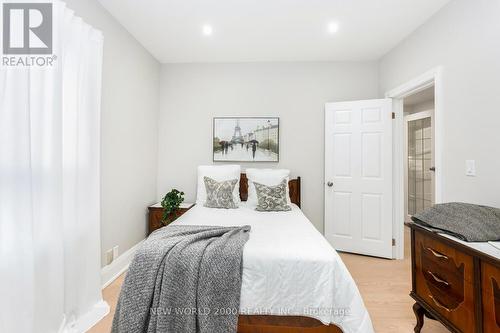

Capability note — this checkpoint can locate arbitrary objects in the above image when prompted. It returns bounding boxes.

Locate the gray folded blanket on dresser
[411,202,500,242]
[111,224,251,333]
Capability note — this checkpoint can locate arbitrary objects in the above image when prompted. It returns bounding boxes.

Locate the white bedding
[172,202,374,333]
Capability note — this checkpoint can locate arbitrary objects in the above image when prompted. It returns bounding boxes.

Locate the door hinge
[392,112,395,119]
[392,238,396,246]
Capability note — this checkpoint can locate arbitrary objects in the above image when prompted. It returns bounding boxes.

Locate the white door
[405,111,434,222]
[325,99,393,258]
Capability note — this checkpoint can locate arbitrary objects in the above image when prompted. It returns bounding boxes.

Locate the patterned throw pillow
[204,176,238,209]
[253,179,292,212]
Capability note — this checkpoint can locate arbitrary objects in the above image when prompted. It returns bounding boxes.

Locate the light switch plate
[465,160,476,176]
[112,246,119,260]
[105,249,113,265]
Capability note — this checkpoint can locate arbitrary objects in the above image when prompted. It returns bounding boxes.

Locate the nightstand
[147,202,195,235]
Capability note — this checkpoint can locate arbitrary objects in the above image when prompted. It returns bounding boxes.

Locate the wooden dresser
[148,202,195,236]
[408,222,500,333]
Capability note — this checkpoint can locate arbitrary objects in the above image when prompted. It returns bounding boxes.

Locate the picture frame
[213,117,280,162]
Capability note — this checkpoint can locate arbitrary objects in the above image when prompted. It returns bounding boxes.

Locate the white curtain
[0,1,108,332]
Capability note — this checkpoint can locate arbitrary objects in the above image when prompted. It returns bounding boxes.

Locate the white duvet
[172,203,374,333]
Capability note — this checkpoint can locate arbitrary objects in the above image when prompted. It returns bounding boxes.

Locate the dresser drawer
[414,230,476,332]
[482,262,500,333]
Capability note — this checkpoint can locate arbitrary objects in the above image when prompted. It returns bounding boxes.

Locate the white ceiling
[404,86,435,106]
[97,0,450,64]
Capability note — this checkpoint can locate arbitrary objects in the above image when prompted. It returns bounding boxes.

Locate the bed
[170,174,373,333]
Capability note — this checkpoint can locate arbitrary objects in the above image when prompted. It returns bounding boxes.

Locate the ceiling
[404,87,435,106]
[97,0,450,64]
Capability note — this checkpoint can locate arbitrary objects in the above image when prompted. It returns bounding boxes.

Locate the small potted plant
[160,189,185,226]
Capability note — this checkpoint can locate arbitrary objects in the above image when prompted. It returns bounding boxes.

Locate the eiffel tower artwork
[213,117,279,162]
[231,119,244,144]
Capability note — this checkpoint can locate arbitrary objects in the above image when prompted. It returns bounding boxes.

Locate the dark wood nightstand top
[147,202,195,235]
[148,202,195,210]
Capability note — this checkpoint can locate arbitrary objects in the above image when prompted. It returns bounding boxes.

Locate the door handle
[429,167,436,172]
[327,182,334,187]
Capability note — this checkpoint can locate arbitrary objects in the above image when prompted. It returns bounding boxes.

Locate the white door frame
[385,67,443,259]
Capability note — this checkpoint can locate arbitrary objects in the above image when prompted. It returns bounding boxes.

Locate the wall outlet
[105,249,113,265]
[113,246,119,261]
[465,160,476,176]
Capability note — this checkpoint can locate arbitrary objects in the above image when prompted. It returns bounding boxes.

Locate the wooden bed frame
[239,173,301,207]
[236,174,343,333]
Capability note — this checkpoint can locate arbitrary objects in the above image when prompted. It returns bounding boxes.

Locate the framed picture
[213,117,279,162]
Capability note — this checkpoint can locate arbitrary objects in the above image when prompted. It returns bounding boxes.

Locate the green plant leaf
[160,189,185,225]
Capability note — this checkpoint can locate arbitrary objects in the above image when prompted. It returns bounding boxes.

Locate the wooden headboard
[239,173,301,208]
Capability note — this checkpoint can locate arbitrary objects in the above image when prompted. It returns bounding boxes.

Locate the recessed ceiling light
[327,21,339,34]
[202,24,213,36]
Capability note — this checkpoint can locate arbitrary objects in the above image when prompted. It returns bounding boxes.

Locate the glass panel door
[407,117,433,216]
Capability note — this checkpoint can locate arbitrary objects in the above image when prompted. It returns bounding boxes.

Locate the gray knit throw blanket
[412,202,500,242]
[111,224,251,333]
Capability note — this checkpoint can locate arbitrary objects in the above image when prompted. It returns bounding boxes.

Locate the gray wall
[157,62,379,232]
[64,0,160,266]
[379,0,500,208]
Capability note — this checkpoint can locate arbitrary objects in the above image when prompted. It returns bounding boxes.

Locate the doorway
[385,67,443,259]
[323,68,442,259]
[403,87,435,222]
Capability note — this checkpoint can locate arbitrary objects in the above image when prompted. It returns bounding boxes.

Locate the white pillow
[196,165,241,206]
[246,168,291,207]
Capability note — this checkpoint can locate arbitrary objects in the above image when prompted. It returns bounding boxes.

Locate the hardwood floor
[88,274,125,333]
[88,227,449,333]
[338,228,448,333]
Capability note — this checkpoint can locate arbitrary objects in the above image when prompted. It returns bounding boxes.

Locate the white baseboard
[73,300,110,333]
[101,240,144,289]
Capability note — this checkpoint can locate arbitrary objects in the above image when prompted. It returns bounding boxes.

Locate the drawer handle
[426,247,449,260]
[429,295,452,312]
[427,271,450,286]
